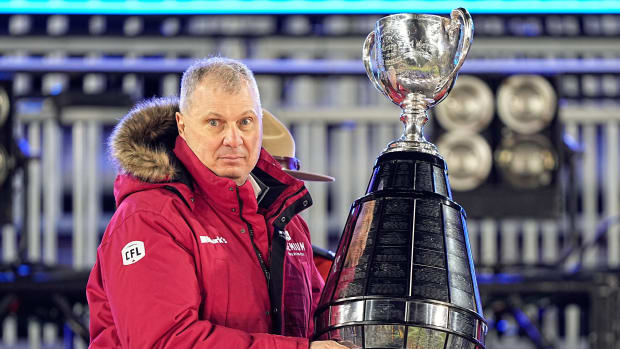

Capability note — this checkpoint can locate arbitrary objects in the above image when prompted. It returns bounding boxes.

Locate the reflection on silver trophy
[314,8,487,349]
[362,8,473,156]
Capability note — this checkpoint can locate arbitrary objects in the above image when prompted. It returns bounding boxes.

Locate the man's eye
[240,118,252,126]
[208,120,219,127]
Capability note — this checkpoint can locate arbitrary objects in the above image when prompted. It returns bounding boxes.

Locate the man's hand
[310,340,351,349]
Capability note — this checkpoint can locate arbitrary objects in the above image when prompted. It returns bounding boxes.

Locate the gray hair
[179,57,260,114]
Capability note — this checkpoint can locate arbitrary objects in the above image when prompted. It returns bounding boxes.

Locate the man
[86,57,345,348]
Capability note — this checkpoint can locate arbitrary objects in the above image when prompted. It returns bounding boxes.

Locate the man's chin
[214,168,248,184]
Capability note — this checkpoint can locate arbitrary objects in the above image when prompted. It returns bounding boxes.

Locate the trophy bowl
[363,8,473,156]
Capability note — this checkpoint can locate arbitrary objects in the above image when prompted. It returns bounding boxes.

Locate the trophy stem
[400,93,429,143]
[385,93,442,158]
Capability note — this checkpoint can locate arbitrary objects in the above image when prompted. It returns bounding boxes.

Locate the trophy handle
[362,31,383,93]
[443,8,473,89]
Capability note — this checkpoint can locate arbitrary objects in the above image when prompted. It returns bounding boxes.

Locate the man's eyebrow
[197,110,258,119]
[241,109,258,116]
[199,112,222,119]
[230,110,260,118]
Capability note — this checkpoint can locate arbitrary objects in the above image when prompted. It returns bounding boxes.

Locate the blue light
[1,0,620,15]
[18,138,31,157]
[0,272,15,282]
[17,264,30,277]
[49,83,64,96]
[477,272,524,284]
[496,319,509,333]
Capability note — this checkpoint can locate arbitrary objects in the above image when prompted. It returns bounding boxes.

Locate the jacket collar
[173,136,260,214]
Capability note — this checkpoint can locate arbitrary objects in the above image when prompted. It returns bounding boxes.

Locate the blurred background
[0,0,619,348]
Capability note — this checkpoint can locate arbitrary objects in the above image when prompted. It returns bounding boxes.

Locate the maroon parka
[86,98,324,348]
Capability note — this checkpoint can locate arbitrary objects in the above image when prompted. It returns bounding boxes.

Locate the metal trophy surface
[314,8,487,349]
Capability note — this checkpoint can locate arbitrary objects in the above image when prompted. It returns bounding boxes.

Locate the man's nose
[222,125,243,147]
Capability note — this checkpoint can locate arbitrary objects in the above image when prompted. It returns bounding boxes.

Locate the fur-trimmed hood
[109,97,181,183]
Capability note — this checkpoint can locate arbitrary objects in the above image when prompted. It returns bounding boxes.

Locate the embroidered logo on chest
[200,235,228,244]
[122,241,146,265]
[281,230,306,257]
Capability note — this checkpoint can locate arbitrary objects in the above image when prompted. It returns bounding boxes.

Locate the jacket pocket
[204,258,229,326]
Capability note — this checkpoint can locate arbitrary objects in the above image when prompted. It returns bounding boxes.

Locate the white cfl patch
[122,241,146,265]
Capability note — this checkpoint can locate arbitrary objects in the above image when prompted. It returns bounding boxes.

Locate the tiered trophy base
[314,151,486,349]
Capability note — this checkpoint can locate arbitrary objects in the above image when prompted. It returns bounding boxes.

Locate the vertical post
[1,225,17,263]
[85,121,101,268]
[43,116,60,265]
[73,303,87,349]
[331,124,353,240]
[255,76,281,110]
[500,219,519,266]
[2,315,17,347]
[122,74,142,98]
[480,219,497,268]
[161,73,179,97]
[42,323,57,346]
[375,124,392,158]
[542,306,559,343]
[605,122,619,267]
[308,122,328,248]
[466,219,479,263]
[564,304,581,349]
[352,124,370,199]
[582,124,598,267]
[72,121,86,269]
[27,122,41,262]
[541,219,559,264]
[296,121,311,223]
[522,219,539,265]
[27,317,41,349]
[564,121,580,266]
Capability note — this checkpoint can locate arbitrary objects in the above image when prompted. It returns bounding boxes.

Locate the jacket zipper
[236,187,271,285]
[264,186,307,276]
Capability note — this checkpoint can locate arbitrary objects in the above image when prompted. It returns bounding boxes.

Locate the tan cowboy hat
[262,109,334,182]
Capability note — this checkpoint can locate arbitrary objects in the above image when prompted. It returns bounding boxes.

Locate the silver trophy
[362,8,473,156]
[314,8,487,349]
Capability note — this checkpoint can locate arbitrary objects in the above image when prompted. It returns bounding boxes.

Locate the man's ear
[176,111,186,139]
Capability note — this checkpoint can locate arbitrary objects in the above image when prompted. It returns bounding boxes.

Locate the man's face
[176,79,262,186]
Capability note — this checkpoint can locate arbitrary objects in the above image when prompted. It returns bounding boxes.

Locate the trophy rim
[317,323,487,349]
[376,12,451,26]
[315,296,487,323]
[351,192,464,220]
[313,297,488,347]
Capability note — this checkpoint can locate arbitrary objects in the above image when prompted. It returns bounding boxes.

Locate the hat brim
[283,169,335,182]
